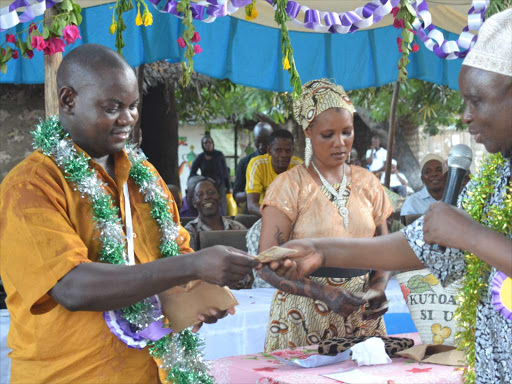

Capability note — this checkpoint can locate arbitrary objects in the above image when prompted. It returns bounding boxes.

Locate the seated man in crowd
[0,44,259,384]
[365,135,387,173]
[185,178,246,250]
[245,129,302,217]
[380,159,410,197]
[401,154,446,216]
[180,175,204,218]
[233,122,273,211]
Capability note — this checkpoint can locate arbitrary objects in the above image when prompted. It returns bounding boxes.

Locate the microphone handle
[432,167,467,252]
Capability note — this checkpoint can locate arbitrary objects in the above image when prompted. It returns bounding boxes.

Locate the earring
[305,137,312,168]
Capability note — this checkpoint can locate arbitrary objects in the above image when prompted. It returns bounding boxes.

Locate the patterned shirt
[402,157,512,384]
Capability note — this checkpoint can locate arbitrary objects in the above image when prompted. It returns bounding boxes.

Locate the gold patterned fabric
[292,78,356,131]
[262,165,393,352]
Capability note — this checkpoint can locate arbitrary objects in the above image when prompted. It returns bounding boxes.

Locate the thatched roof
[142,61,213,94]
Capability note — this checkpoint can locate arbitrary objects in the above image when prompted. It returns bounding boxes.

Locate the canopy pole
[384,81,400,188]
[132,64,145,147]
[43,8,62,118]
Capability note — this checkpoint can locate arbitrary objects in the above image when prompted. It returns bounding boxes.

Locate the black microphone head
[447,144,472,171]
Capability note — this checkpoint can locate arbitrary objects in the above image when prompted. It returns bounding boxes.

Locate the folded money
[256,246,298,263]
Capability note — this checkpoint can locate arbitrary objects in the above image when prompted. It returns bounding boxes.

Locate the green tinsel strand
[120,299,153,324]
[179,329,199,353]
[99,237,126,264]
[148,334,170,358]
[31,117,67,155]
[63,154,94,183]
[129,160,154,184]
[160,241,180,258]
[92,195,121,222]
[151,199,173,224]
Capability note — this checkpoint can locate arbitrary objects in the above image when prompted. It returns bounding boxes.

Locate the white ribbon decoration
[0,0,63,31]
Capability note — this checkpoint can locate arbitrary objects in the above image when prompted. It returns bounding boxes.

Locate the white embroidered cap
[463,9,512,77]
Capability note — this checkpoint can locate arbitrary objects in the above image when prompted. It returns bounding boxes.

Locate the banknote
[256,246,298,263]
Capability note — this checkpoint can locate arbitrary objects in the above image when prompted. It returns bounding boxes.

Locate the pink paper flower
[393,18,405,29]
[5,34,16,43]
[396,37,403,53]
[12,50,18,59]
[412,43,420,53]
[43,37,65,56]
[177,37,186,48]
[31,35,46,51]
[191,31,201,43]
[62,25,82,46]
[29,23,38,33]
[391,7,400,18]
[193,44,202,54]
[26,49,34,59]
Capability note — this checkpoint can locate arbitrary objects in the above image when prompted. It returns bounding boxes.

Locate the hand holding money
[255,246,298,263]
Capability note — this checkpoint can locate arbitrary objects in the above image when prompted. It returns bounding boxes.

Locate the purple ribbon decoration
[491,271,512,322]
[1,0,58,32]
[103,295,173,349]
[412,0,488,60]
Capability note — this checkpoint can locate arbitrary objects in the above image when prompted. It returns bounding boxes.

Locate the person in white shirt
[380,159,409,197]
[365,136,387,173]
[400,154,445,216]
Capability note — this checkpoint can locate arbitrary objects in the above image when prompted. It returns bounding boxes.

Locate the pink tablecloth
[210,333,463,384]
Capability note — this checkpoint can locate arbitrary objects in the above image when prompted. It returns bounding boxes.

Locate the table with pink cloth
[209,333,463,384]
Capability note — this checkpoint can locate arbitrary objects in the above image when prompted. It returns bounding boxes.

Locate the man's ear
[59,86,76,115]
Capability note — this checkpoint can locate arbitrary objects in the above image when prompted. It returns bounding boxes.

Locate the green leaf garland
[274,0,302,98]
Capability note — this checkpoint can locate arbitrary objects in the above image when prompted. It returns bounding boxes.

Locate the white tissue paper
[350,337,391,366]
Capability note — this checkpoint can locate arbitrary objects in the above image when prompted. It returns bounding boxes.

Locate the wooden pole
[44,8,62,118]
[132,64,145,147]
[384,82,400,188]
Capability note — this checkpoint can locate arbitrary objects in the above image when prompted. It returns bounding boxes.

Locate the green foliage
[175,79,292,130]
[487,0,511,16]
[349,79,465,136]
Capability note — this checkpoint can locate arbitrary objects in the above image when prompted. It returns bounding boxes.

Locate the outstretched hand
[192,306,235,332]
[267,239,324,280]
[423,202,479,250]
[195,246,262,287]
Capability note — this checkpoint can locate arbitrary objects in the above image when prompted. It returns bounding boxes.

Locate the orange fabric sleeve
[0,179,91,315]
[261,171,300,223]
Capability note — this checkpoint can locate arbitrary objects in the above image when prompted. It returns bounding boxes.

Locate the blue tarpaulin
[0,3,462,90]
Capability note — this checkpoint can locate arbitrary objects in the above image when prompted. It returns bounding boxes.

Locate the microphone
[432,144,473,252]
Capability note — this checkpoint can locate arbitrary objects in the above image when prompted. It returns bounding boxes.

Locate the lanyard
[123,182,135,266]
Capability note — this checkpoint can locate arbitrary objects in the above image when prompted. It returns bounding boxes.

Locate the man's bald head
[253,122,273,154]
[57,44,134,90]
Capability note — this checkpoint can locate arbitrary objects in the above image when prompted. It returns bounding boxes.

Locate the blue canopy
[0,2,462,90]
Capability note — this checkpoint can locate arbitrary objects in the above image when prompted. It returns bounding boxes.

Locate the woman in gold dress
[258,79,394,352]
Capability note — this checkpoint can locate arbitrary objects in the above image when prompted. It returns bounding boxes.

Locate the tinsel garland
[31,116,213,384]
[455,153,512,384]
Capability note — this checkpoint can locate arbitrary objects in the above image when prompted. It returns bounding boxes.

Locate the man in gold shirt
[0,44,259,384]
[245,129,302,217]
